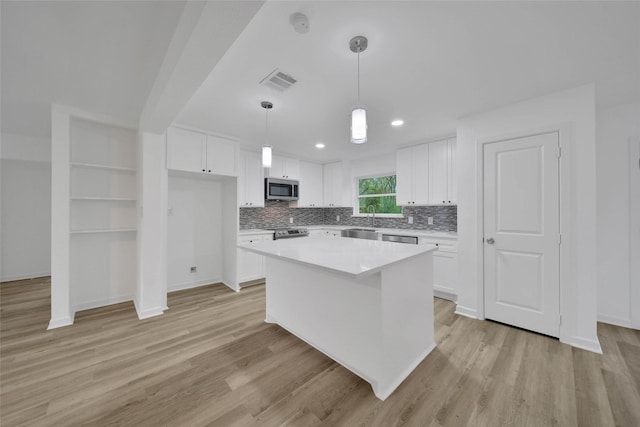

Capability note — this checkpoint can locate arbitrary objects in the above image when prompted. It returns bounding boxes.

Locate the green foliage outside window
[357,175,402,214]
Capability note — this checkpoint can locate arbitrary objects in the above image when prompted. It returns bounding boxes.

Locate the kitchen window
[356,174,403,216]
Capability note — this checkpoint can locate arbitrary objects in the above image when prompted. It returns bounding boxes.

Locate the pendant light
[350,35,368,144]
[261,101,273,167]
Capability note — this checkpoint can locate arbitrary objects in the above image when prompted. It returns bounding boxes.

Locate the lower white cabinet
[237,233,272,284]
[419,236,458,300]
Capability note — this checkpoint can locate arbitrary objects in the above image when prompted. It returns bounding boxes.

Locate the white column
[49,107,73,329]
[135,132,168,319]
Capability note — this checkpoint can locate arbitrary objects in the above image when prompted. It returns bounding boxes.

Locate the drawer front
[419,237,457,253]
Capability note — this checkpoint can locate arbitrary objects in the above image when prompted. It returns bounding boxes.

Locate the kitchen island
[238,237,438,400]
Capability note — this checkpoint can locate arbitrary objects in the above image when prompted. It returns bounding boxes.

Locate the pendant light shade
[261,101,273,167]
[349,36,368,144]
[262,145,272,168]
[351,107,367,144]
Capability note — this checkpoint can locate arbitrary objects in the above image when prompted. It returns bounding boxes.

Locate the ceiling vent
[260,68,297,91]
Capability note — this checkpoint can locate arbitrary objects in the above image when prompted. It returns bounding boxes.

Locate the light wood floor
[1,277,639,426]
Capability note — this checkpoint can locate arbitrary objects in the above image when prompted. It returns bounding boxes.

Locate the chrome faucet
[367,205,375,228]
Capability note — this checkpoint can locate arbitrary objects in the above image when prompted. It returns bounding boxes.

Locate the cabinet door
[433,251,457,295]
[284,158,300,180]
[412,144,430,204]
[206,135,236,176]
[396,146,413,205]
[238,235,265,282]
[323,162,346,207]
[296,161,323,207]
[166,127,206,173]
[267,156,285,178]
[447,139,457,204]
[428,140,448,205]
[239,151,264,207]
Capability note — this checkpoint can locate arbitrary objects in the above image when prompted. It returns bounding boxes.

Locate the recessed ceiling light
[315,143,325,149]
[391,119,404,127]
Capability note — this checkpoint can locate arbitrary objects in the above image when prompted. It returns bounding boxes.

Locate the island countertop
[238,236,437,278]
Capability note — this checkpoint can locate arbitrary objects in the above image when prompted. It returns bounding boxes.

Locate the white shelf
[71,197,137,202]
[71,162,136,173]
[71,228,137,234]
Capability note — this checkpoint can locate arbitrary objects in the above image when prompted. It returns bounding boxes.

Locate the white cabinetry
[237,150,264,207]
[428,139,456,205]
[167,127,236,176]
[396,143,429,205]
[237,233,272,284]
[419,236,457,300]
[267,156,299,179]
[396,139,457,206]
[323,162,348,207]
[291,161,323,207]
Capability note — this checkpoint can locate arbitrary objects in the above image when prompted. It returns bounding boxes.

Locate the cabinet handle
[249,203,252,206]
[443,200,445,204]
[208,169,211,173]
[202,169,205,172]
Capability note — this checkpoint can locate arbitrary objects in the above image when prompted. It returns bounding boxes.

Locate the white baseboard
[563,335,603,354]
[167,277,222,292]
[454,304,478,319]
[133,299,165,320]
[73,294,135,313]
[48,313,75,329]
[598,314,632,329]
[1,271,51,283]
[221,280,240,292]
[434,288,457,302]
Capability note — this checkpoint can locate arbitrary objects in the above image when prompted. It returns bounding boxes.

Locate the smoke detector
[290,13,309,34]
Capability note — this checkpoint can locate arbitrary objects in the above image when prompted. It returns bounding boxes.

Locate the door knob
[486,238,495,244]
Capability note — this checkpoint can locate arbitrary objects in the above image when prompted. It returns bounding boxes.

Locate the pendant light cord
[265,107,269,145]
[357,51,360,104]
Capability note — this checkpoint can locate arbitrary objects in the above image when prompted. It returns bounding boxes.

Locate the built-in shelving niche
[69,118,137,312]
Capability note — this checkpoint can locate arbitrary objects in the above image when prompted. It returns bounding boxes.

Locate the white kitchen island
[238,237,438,400]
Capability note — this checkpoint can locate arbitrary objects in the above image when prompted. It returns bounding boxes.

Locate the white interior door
[483,132,560,337]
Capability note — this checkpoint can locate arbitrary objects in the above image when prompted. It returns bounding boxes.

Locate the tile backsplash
[240,201,457,232]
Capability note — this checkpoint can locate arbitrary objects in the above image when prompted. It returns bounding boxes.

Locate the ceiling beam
[139,0,265,134]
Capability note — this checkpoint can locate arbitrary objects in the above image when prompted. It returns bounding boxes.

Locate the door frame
[475,123,573,343]
[630,138,640,330]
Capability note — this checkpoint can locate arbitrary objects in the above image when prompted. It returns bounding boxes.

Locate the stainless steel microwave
[265,178,299,201]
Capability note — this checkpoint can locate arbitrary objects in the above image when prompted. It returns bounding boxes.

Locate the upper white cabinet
[237,150,264,207]
[447,139,457,204]
[291,161,323,207]
[428,138,456,205]
[396,138,457,206]
[396,143,429,205]
[267,155,299,180]
[428,140,449,204]
[323,161,348,207]
[166,127,236,176]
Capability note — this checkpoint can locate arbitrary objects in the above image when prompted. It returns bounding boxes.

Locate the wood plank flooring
[1,277,639,426]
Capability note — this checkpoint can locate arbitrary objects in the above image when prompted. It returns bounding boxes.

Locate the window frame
[352,173,404,218]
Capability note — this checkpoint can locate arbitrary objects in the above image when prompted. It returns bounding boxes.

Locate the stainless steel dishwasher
[381,234,418,244]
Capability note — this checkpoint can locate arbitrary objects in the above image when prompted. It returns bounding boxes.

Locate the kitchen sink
[341,228,379,240]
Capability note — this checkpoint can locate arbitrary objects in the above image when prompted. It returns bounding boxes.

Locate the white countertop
[239,226,456,239]
[303,225,457,239]
[238,237,438,278]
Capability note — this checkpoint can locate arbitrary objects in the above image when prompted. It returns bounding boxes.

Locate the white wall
[167,173,223,291]
[457,84,601,352]
[596,101,640,328]
[0,133,52,281]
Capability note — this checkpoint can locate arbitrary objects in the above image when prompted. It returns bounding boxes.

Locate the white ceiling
[1,0,186,138]
[2,1,638,164]
[176,0,640,163]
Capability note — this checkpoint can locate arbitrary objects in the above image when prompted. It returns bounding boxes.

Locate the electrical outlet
[336,215,340,222]
[428,217,434,225]
[408,216,414,224]
[289,217,293,224]
[190,266,197,273]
